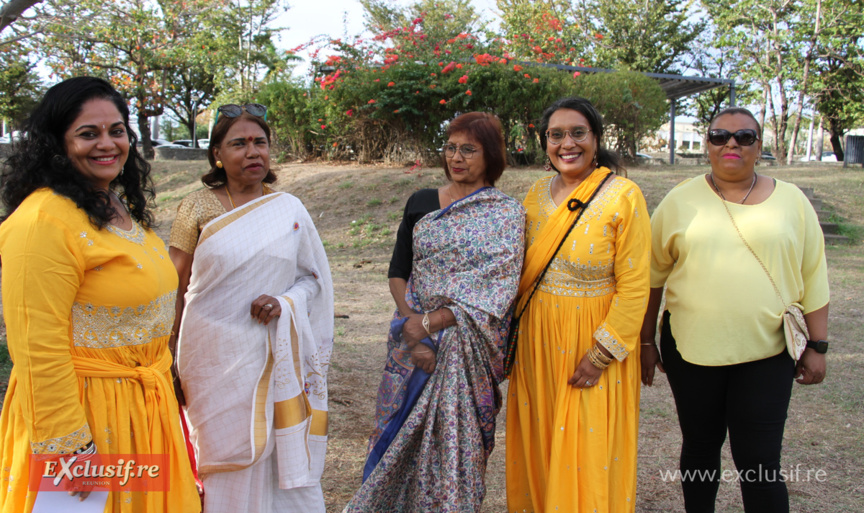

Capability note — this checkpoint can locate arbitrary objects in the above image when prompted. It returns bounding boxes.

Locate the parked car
[799,151,838,162]
[761,151,777,161]
[137,138,186,148]
[171,139,208,148]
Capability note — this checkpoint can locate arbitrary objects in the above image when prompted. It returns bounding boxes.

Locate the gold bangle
[587,345,611,370]
[414,349,433,355]
[422,313,433,336]
[592,345,613,364]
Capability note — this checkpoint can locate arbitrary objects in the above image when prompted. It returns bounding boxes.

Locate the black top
[387,188,441,280]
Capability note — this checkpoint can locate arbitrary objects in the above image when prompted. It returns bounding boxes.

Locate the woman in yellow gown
[505,97,651,512]
[0,77,200,512]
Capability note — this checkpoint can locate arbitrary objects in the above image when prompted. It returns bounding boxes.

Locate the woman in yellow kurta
[0,77,200,512]
[506,97,651,513]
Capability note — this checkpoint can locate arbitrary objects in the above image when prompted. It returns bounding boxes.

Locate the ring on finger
[585,380,592,386]
[264,304,273,309]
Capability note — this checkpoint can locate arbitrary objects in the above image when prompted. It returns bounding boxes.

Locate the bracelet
[641,342,657,346]
[74,441,97,455]
[421,313,433,336]
[413,349,433,355]
[587,345,612,370]
[593,344,613,363]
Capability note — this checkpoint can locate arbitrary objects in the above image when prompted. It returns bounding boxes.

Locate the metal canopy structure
[535,63,736,164]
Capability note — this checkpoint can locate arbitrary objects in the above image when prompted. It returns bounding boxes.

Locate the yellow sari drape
[505,169,651,513]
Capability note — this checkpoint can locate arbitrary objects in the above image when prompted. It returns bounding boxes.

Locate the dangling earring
[543,157,553,172]
[592,153,598,169]
[216,160,223,168]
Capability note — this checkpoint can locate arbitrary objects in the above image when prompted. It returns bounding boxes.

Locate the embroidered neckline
[106,221,146,245]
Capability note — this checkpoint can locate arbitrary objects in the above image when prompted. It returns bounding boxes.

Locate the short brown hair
[202,111,276,188]
[441,112,506,186]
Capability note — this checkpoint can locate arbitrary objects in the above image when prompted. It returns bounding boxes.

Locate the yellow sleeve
[169,195,202,254]
[593,184,652,361]
[799,198,830,313]
[1,209,92,454]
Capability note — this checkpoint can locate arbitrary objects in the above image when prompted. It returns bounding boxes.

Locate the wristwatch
[806,339,829,354]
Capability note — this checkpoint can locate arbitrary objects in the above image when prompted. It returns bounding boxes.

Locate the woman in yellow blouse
[505,97,651,512]
[641,107,829,512]
[0,77,200,511]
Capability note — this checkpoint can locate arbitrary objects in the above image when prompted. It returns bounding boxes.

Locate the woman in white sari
[168,105,333,513]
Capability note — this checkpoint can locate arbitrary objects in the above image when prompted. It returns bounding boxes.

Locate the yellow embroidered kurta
[0,189,201,512]
[505,171,650,513]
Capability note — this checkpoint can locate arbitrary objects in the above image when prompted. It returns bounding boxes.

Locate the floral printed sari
[345,187,525,512]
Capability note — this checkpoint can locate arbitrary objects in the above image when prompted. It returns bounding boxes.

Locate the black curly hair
[538,97,624,174]
[1,76,155,228]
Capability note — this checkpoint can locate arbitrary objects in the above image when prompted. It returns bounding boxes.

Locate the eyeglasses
[707,129,759,147]
[545,127,592,145]
[214,103,268,124]
[442,144,479,159]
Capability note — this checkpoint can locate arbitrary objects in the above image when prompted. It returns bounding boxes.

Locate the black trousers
[660,311,796,513]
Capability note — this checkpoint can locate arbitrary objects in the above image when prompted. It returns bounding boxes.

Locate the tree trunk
[828,117,844,161]
[0,0,41,32]
[137,109,154,160]
[815,118,824,158]
[787,0,821,165]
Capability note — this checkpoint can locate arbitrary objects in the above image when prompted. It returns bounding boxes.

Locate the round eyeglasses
[545,128,592,145]
[442,144,479,159]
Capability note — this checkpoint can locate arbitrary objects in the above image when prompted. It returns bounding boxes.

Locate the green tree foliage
[811,0,864,160]
[496,0,590,66]
[574,71,668,158]
[496,0,702,73]
[708,0,825,162]
[361,0,479,42]
[683,28,759,134]
[0,43,42,130]
[40,0,201,157]
[588,0,705,73]
[36,0,287,157]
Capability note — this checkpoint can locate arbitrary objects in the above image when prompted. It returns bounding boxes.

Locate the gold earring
[216,161,223,168]
[543,157,553,172]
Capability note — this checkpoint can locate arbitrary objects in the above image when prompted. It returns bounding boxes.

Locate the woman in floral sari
[344,112,525,512]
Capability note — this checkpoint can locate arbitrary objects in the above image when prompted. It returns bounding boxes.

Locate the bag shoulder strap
[713,186,790,310]
[515,171,613,320]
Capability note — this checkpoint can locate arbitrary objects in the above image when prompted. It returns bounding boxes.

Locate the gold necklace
[447,184,458,204]
[709,173,757,204]
[225,184,264,210]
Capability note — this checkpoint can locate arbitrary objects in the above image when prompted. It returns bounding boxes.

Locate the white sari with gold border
[176,192,333,511]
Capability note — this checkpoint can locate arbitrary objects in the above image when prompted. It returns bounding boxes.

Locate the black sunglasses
[707,129,760,147]
[214,103,268,124]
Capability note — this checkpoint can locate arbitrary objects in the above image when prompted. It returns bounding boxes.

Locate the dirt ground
[2,160,863,512]
[222,161,863,513]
